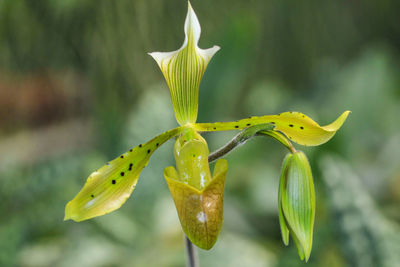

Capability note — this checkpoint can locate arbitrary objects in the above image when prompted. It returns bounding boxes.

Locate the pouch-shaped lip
[164,158,228,250]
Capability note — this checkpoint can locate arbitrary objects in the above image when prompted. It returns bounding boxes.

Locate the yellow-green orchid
[65,1,349,257]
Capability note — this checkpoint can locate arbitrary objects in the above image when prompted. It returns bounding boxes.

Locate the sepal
[149,2,220,125]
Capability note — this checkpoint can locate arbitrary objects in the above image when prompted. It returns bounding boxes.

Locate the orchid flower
[65,2,349,259]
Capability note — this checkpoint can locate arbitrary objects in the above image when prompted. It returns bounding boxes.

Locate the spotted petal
[65,127,183,222]
[149,2,220,125]
[194,111,350,146]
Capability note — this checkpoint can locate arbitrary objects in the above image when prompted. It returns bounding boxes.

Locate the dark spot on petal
[129,149,133,152]
[213,127,216,130]
[120,155,124,159]
[91,194,94,198]
[289,124,294,127]
[147,149,151,154]
[246,123,251,126]
[112,180,116,184]
[121,172,125,176]
[271,122,275,124]
[139,144,142,148]
[193,154,196,157]
[290,111,293,114]
[129,163,133,171]
[235,125,239,128]
[300,126,304,130]
[156,143,159,147]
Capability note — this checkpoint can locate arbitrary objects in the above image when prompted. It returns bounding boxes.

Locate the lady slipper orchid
[65,1,349,259]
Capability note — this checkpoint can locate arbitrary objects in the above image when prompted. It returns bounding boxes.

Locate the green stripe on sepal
[279,151,315,262]
[149,2,220,125]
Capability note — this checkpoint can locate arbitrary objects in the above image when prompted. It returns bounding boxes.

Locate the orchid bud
[278,151,315,262]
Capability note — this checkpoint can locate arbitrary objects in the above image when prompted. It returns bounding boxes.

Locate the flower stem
[185,235,199,267]
[208,123,295,163]
[208,123,274,162]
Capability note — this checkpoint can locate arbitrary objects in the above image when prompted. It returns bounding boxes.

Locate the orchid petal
[194,111,350,146]
[64,127,183,222]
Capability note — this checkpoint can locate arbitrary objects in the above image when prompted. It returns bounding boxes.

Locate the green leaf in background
[321,155,400,267]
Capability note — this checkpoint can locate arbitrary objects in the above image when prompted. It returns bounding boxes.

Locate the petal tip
[322,110,351,132]
[199,45,221,64]
[148,51,158,62]
[342,110,351,118]
[184,0,201,43]
[64,202,77,222]
[209,45,221,54]
[148,51,175,66]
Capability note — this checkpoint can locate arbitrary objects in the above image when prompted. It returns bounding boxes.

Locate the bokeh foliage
[1,0,399,266]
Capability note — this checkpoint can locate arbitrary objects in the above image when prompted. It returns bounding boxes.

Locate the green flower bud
[278,151,315,262]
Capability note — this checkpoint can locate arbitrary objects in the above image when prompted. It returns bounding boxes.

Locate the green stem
[208,123,274,162]
[185,236,199,267]
[208,124,295,163]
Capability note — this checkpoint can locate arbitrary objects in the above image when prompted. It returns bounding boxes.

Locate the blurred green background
[1,0,400,266]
